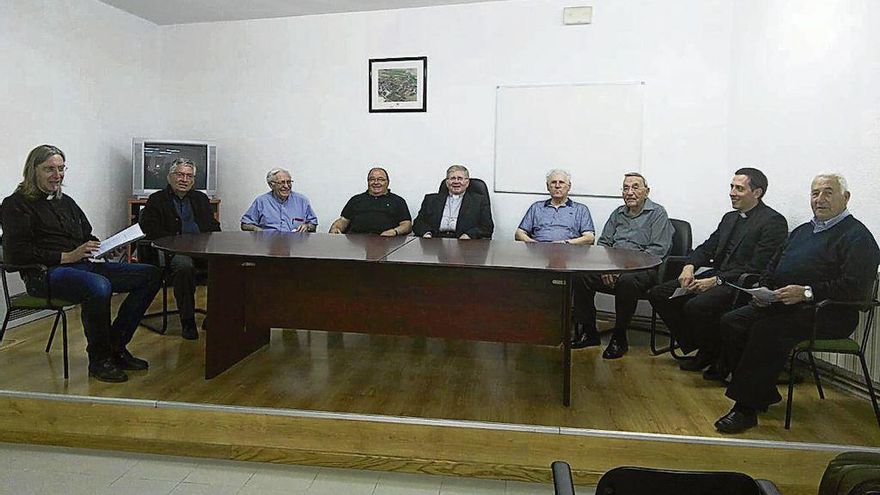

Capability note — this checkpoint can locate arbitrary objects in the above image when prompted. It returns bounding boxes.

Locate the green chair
[785,277,880,430]
[0,242,75,379]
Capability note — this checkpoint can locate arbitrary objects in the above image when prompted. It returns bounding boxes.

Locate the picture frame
[369,56,428,113]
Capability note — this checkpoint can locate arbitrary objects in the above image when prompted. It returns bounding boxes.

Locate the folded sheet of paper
[725,282,778,304]
[92,224,145,258]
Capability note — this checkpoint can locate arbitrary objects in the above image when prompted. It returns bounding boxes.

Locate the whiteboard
[493,82,644,197]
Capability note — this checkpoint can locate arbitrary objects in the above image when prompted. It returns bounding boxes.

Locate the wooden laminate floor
[0,288,878,448]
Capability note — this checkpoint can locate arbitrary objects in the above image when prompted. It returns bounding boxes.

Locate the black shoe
[88,358,128,383]
[571,324,600,349]
[679,352,715,372]
[714,409,758,434]
[702,365,730,384]
[182,322,199,340]
[114,349,149,371]
[602,338,629,359]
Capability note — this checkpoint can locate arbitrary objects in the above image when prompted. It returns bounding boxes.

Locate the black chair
[438,177,490,202]
[595,466,780,495]
[137,239,206,335]
[648,218,693,356]
[819,452,880,495]
[785,276,880,430]
[0,235,74,379]
[551,461,576,495]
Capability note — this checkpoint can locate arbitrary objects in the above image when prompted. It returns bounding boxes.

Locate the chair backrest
[595,466,765,495]
[437,177,490,206]
[669,218,693,257]
[857,275,880,354]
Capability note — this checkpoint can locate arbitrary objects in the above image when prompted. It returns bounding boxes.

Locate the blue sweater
[766,215,879,304]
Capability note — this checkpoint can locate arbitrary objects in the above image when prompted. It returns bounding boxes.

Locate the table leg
[205,258,270,378]
[562,273,572,407]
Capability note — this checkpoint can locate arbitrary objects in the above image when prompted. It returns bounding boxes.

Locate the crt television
[132,138,217,198]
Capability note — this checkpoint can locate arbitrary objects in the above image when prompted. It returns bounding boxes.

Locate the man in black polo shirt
[713,173,880,433]
[329,167,412,236]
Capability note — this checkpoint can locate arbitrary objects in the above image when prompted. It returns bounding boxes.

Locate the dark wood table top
[383,237,661,273]
[153,232,661,273]
[152,232,411,262]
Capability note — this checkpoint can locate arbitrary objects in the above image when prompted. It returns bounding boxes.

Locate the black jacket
[140,186,220,239]
[688,201,788,283]
[412,191,493,239]
[1,192,98,267]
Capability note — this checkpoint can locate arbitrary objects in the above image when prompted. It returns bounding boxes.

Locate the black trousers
[721,303,855,410]
[647,276,737,355]
[166,254,205,323]
[573,269,658,340]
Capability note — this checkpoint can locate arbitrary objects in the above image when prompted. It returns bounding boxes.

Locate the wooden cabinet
[126,197,221,262]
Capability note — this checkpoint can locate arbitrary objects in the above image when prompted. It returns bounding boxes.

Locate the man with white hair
[241,168,317,232]
[140,158,221,340]
[515,169,596,345]
[574,172,674,359]
[713,173,880,433]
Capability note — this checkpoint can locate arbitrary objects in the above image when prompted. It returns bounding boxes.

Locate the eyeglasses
[446,176,468,182]
[271,180,293,186]
[173,172,195,180]
[368,177,388,183]
[622,185,643,192]
[40,165,66,175]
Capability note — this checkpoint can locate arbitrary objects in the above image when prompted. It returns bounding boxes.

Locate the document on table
[92,223,145,258]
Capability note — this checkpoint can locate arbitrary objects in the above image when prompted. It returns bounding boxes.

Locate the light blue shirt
[241,191,318,232]
[811,209,851,233]
[518,198,594,242]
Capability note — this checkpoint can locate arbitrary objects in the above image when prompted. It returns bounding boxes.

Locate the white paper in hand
[92,224,145,258]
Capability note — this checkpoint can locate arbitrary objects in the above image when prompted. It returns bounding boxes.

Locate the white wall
[156,0,735,241]
[727,0,880,236]
[0,0,158,317]
[0,0,160,237]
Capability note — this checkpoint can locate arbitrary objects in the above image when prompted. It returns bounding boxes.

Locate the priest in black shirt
[328,167,412,236]
[714,173,880,433]
[1,145,161,383]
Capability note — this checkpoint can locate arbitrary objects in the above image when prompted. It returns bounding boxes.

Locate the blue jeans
[26,261,161,363]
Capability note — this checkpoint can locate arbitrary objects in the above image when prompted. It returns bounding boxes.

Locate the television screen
[143,142,209,191]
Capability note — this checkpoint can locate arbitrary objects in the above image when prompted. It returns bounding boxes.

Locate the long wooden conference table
[153,232,661,405]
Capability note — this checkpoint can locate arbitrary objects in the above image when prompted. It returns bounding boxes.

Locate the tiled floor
[0,442,593,494]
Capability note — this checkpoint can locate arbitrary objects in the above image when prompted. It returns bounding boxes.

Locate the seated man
[140,158,221,340]
[329,167,412,236]
[573,172,674,359]
[2,145,161,383]
[714,173,880,433]
[648,168,788,372]
[240,167,317,232]
[413,165,494,239]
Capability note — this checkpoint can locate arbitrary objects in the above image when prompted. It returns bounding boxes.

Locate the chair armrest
[551,461,576,495]
[756,479,782,495]
[736,272,761,287]
[658,255,690,284]
[816,299,880,310]
[0,262,62,306]
[1,262,48,275]
[806,298,880,345]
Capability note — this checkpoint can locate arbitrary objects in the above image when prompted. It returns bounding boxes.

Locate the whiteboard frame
[492,81,646,199]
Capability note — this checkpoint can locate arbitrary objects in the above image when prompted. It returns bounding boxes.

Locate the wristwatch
[715,276,724,287]
[804,285,813,302]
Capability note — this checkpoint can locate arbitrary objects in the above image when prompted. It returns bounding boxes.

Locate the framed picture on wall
[369,57,427,113]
